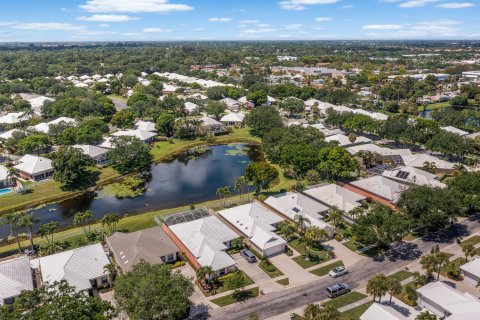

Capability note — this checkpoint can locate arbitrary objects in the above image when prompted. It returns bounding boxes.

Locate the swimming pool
[0,187,13,196]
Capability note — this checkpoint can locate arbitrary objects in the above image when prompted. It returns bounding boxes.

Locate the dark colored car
[325,283,350,298]
[240,249,257,263]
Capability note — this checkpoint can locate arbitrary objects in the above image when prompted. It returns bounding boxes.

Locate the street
[209,216,480,320]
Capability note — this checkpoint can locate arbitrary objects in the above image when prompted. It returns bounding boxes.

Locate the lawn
[342,239,363,252]
[340,301,374,320]
[324,292,367,309]
[461,235,480,247]
[288,237,331,268]
[418,102,450,111]
[276,278,289,286]
[259,260,284,278]
[210,287,259,307]
[199,270,255,297]
[387,270,414,282]
[310,260,344,277]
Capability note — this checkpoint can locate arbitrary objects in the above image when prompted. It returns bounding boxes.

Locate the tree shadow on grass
[59,170,101,192]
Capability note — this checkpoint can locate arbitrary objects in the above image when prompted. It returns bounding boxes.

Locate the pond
[0,144,263,238]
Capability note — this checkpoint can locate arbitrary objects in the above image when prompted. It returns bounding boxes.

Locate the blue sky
[0,0,479,41]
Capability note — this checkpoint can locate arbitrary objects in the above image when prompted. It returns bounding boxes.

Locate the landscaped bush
[327,250,336,259]
[401,286,418,306]
[260,261,277,272]
[334,233,343,241]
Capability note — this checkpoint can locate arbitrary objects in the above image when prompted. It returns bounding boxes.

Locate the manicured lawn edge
[211,287,259,307]
[324,292,367,309]
[276,278,289,286]
[310,260,344,277]
[340,301,374,320]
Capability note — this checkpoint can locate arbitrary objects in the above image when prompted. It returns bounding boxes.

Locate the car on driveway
[325,283,350,298]
[240,249,257,263]
[329,266,348,278]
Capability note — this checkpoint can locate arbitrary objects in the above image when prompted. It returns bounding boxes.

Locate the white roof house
[14,155,53,181]
[304,184,366,213]
[72,144,109,164]
[112,129,156,142]
[351,109,388,121]
[441,126,469,136]
[169,216,237,274]
[401,154,456,171]
[382,166,446,188]
[417,281,480,319]
[36,243,111,293]
[220,112,245,125]
[351,176,408,203]
[347,143,412,157]
[325,134,372,147]
[460,258,480,286]
[134,120,156,132]
[0,256,34,306]
[221,98,241,111]
[265,192,334,236]
[189,93,208,100]
[0,129,26,140]
[320,128,344,137]
[184,101,200,113]
[466,131,480,140]
[360,303,405,320]
[28,117,76,134]
[218,202,286,257]
[0,165,9,186]
[0,112,29,125]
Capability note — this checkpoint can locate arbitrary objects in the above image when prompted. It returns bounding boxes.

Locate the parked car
[240,249,257,263]
[329,266,348,278]
[325,283,350,298]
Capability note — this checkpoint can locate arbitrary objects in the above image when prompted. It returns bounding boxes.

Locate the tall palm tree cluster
[0,211,37,254]
[366,273,402,305]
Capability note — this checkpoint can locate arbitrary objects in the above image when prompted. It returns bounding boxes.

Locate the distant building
[220,112,245,127]
[277,56,298,62]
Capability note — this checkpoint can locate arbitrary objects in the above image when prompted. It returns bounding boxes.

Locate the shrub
[334,234,343,242]
[327,250,336,259]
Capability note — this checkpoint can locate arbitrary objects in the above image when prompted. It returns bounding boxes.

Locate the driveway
[232,253,271,284]
[270,254,317,285]
[324,239,366,267]
[178,264,208,306]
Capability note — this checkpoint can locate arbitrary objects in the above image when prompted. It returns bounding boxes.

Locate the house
[14,154,53,181]
[221,97,242,111]
[34,243,111,295]
[220,112,245,127]
[107,226,179,273]
[184,101,200,114]
[72,144,109,165]
[304,184,366,213]
[325,134,372,147]
[164,210,237,277]
[347,143,412,157]
[0,256,34,306]
[360,303,405,320]
[0,129,27,141]
[162,84,179,94]
[218,202,286,257]
[417,281,480,319]
[0,165,10,187]
[134,120,156,132]
[28,117,76,134]
[351,109,388,121]
[440,126,469,136]
[199,116,225,134]
[0,112,29,125]
[382,166,446,188]
[401,154,456,172]
[350,176,408,203]
[265,192,334,237]
[466,131,480,140]
[460,258,480,286]
[189,93,208,100]
[112,129,157,143]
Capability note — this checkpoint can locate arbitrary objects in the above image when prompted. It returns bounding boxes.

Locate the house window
[4,297,14,305]
[101,276,109,284]
[219,269,226,276]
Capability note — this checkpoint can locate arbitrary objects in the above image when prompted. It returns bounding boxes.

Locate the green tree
[18,211,37,252]
[462,243,476,262]
[246,90,268,106]
[38,221,59,254]
[216,186,231,207]
[1,212,22,253]
[316,147,357,181]
[224,271,247,290]
[0,281,116,320]
[294,214,311,235]
[51,146,94,188]
[281,97,305,116]
[18,134,52,155]
[366,273,388,302]
[416,311,438,320]
[244,162,279,195]
[245,106,284,137]
[107,136,152,174]
[234,176,248,201]
[206,100,226,120]
[156,113,176,137]
[73,210,94,238]
[111,109,135,129]
[101,213,121,234]
[304,303,322,320]
[386,278,402,305]
[114,262,193,320]
[447,172,480,213]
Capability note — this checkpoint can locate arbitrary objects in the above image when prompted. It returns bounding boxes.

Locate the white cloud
[315,17,331,22]
[77,14,139,22]
[285,23,303,30]
[363,24,404,30]
[399,0,440,8]
[80,0,193,13]
[239,20,259,24]
[142,28,172,32]
[257,23,271,27]
[208,17,232,22]
[238,28,277,34]
[194,28,205,32]
[366,19,463,38]
[279,0,340,11]
[437,2,474,8]
[99,23,110,27]
[13,23,85,31]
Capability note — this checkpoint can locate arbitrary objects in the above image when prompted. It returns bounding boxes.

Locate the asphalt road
[209,216,480,320]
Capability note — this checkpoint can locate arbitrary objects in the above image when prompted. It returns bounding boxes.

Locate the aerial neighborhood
[0,39,480,320]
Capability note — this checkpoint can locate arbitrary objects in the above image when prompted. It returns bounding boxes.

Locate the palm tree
[281,223,296,241]
[101,213,121,234]
[18,211,37,252]
[435,252,450,280]
[38,221,59,254]
[305,227,329,252]
[73,210,94,238]
[319,305,340,320]
[293,214,311,235]
[196,266,213,287]
[234,176,247,201]
[216,186,231,207]
[465,156,479,170]
[366,274,388,302]
[452,164,466,177]
[1,212,22,253]
[104,262,117,282]
[303,303,322,320]
[348,133,357,144]
[386,278,402,305]
[347,206,364,221]
[420,254,437,278]
[462,243,476,262]
[423,161,437,174]
[328,207,344,227]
